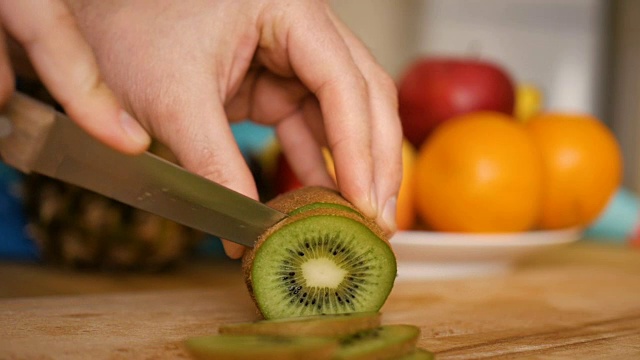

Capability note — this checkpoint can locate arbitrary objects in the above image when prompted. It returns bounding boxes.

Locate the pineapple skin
[23,174,204,271]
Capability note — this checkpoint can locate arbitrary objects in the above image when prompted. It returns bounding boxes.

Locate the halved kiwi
[218,312,381,337]
[243,187,397,319]
[335,324,421,360]
[185,334,337,360]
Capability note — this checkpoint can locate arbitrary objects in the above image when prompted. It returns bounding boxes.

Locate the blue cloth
[585,188,639,243]
[231,121,275,158]
[0,164,39,260]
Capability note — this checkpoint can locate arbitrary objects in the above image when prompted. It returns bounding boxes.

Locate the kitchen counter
[1,242,639,359]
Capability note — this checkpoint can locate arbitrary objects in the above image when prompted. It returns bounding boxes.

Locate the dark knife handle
[0,92,56,173]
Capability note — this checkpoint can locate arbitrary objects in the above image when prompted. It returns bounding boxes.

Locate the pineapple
[15,78,203,271]
[22,144,204,272]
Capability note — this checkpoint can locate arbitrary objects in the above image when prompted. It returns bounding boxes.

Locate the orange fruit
[526,113,622,229]
[414,112,543,232]
[397,140,417,230]
[323,140,417,230]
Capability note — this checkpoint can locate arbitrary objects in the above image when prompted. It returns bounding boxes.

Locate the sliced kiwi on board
[218,312,381,337]
[185,334,338,360]
[335,325,421,360]
[243,187,396,320]
[397,348,436,360]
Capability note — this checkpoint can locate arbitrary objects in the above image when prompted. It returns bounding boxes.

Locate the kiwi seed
[334,324,421,360]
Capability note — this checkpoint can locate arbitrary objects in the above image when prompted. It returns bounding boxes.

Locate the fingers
[276,3,377,219]
[328,13,403,234]
[275,100,336,189]
[153,90,257,259]
[0,0,150,154]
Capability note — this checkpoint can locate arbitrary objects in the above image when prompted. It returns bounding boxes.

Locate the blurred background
[2,0,639,269]
[332,0,637,191]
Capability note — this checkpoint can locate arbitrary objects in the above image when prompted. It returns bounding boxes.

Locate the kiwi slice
[335,325,420,360]
[218,312,381,337]
[397,349,435,360]
[184,334,337,360]
[243,187,396,319]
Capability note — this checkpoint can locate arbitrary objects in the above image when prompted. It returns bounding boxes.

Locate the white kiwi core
[301,258,347,288]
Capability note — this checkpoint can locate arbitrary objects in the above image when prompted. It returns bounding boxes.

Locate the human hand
[63,0,403,259]
[0,0,151,154]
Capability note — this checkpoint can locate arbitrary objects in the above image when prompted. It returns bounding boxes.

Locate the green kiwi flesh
[335,325,421,360]
[218,311,381,337]
[397,349,436,360]
[185,334,337,360]
[247,213,397,319]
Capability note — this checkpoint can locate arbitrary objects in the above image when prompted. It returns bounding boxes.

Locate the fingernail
[120,111,151,147]
[382,196,398,233]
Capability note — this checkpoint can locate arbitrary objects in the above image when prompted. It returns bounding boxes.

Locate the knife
[0,92,287,248]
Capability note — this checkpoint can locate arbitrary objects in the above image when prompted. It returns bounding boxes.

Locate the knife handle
[0,92,56,173]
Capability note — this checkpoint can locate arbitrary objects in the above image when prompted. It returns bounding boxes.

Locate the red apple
[398,57,515,148]
[274,152,303,195]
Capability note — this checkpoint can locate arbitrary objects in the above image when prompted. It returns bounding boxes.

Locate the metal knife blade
[0,93,287,248]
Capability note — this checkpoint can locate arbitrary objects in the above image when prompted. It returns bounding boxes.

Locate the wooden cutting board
[1,243,639,359]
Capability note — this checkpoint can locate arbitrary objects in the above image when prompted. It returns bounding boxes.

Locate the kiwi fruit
[288,202,363,218]
[334,325,421,360]
[265,187,363,215]
[243,187,397,319]
[185,312,433,360]
[185,334,338,360]
[397,349,436,360]
[218,312,381,337]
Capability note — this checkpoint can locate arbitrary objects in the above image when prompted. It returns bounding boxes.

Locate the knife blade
[0,93,287,248]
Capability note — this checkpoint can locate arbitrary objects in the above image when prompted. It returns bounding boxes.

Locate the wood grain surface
[1,243,639,359]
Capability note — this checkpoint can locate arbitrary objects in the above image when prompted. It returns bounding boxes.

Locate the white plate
[390,228,583,280]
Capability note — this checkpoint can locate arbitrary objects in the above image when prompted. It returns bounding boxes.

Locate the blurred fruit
[274,152,303,195]
[23,143,203,271]
[397,141,417,231]
[322,148,337,181]
[398,57,515,148]
[323,141,417,230]
[514,83,543,122]
[527,114,623,229]
[414,112,542,232]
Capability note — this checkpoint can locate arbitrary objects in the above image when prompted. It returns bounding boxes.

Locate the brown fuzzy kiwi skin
[265,186,389,242]
[242,186,394,317]
[267,186,357,214]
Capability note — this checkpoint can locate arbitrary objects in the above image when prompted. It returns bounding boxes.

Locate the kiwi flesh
[335,324,421,360]
[396,349,436,360]
[184,334,338,360]
[218,311,381,337]
[243,187,396,319]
